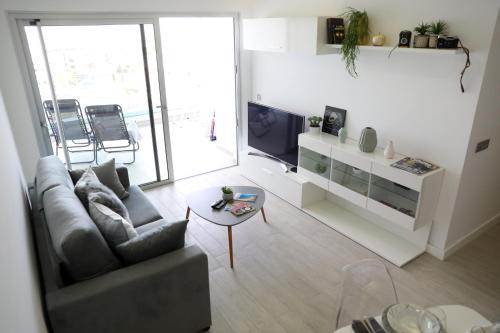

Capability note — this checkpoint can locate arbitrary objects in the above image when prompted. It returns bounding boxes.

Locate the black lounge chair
[43,99,95,163]
[85,104,139,164]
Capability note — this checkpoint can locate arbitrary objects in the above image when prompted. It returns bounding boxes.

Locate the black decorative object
[436,35,459,49]
[322,106,346,136]
[398,30,412,47]
[327,18,345,44]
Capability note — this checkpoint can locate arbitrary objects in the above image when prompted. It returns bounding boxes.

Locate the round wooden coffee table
[185,186,267,268]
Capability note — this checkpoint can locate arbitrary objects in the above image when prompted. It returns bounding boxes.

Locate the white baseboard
[425,212,500,260]
[426,243,445,260]
[442,212,500,259]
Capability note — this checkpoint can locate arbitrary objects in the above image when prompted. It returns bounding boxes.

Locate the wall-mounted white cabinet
[298,132,444,232]
[242,17,336,55]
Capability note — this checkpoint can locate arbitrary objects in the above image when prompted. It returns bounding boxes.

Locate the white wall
[246,0,500,251]
[0,0,253,180]
[0,91,47,332]
[446,9,500,251]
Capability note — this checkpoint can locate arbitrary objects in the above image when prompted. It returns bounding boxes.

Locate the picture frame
[321,106,346,136]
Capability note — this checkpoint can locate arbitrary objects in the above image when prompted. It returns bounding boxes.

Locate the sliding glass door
[16,14,239,185]
[159,17,238,179]
[21,20,170,185]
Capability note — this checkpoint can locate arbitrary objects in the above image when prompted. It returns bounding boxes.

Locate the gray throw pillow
[70,158,129,199]
[75,167,131,221]
[115,219,187,265]
[89,201,138,248]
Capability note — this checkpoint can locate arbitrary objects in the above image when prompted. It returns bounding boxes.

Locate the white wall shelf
[324,44,464,55]
[243,16,463,56]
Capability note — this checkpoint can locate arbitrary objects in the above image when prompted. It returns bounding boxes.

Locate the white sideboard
[298,132,444,232]
[240,132,445,267]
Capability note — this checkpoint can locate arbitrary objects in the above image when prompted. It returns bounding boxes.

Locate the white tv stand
[241,132,444,266]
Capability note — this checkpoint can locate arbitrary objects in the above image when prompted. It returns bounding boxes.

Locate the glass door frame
[10,12,241,187]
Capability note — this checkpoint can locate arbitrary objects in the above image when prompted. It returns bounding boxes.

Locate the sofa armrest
[45,245,211,333]
[115,165,130,189]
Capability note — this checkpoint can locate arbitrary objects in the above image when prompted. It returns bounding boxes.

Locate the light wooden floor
[145,166,500,332]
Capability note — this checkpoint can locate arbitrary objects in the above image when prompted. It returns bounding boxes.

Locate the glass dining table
[334,305,491,333]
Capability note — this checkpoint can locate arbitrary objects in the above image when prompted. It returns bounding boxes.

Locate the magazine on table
[225,201,255,216]
[234,193,258,202]
[391,157,438,175]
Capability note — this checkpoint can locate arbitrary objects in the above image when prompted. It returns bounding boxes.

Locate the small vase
[222,192,233,201]
[338,127,347,143]
[309,126,320,134]
[413,34,429,48]
[358,127,377,153]
[358,35,370,45]
[384,141,395,159]
[428,34,438,48]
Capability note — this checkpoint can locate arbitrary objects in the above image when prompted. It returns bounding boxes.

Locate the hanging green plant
[340,7,369,77]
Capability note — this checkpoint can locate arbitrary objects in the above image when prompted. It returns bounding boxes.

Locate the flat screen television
[248,102,305,166]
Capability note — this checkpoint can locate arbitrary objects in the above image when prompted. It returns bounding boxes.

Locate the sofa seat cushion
[75,167,131,221]
[115,219,187,265]
[70,158,129,199]
[89,201,138,248]
[43,185,121,281]
[36,156,74,207]
[122,185,162,227]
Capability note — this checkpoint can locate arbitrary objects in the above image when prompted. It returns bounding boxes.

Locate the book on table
[234,193,258,202]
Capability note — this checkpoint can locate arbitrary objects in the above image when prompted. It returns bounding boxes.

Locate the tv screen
[248,102,304,166]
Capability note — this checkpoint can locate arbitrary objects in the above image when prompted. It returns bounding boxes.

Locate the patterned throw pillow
[89,201,138,248]
[74,167,130,221]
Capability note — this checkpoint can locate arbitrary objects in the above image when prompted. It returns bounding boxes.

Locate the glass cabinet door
[369,175,419,218]
[330,159,370,196]
[299,147,331,179]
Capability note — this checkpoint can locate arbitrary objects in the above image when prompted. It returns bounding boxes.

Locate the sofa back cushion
[43,185,121,281]
[35,156,74,207]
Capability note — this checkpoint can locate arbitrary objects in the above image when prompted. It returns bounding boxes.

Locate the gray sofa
[30,156,211,333]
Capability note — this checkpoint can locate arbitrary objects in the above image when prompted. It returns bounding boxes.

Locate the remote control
[211,199,223,209]
[214,200,227,210]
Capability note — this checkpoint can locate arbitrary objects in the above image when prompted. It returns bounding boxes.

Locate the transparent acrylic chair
[334,259,399,329]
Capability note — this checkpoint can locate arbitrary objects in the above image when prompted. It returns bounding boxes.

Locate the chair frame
[334,258,399,329]
[43,99,96,163]
[85,104,139,165]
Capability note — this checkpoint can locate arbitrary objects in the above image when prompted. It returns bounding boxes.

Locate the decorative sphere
[372,33,386,46]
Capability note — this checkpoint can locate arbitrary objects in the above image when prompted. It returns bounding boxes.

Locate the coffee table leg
[261,207,267,223]
[185,207,190,219]
[228,226,234,269]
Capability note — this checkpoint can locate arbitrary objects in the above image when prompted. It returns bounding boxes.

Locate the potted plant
[429,20,447,48]
[340,7,369,77]
[308,116,323,134]
[221,186,233,201]
[413,22,431,48]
